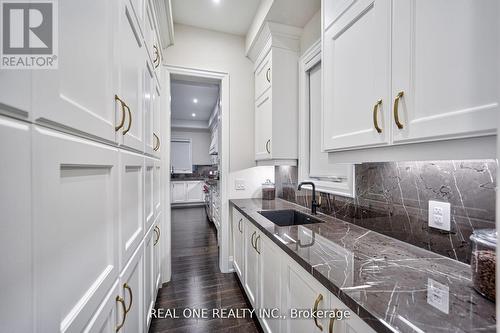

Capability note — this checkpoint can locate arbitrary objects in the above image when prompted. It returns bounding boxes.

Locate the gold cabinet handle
[122,104,132,135]
[329,309,339,333]
[115,95,126,131]
[115,296,127,332]
[251,231,256,249]
[255,235,261,254]
[265,139,271,154]
[372,99,382,133]
[393,91,404,129]
[313,294,324,331]
[154,226,160,246]
[153,133,160,151]
[153,45,160,68]
[266,68,271,83]
[238,218,243,233]
[123,283,133,313]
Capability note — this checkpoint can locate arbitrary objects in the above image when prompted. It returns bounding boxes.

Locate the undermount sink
[258,209,324,227]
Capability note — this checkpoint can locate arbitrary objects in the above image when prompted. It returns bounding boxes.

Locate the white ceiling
[172,0,261,36]
[267,0,320,28]
[171,80,219,122]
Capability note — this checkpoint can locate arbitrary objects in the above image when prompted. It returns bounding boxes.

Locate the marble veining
[230,198,496,333]
[275,160,497,263]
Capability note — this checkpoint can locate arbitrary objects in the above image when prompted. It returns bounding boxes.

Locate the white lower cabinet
[0,116,32,333]
[145,158,155,232]
[143,221,161,331]
[243,222,259,307]
[186,181,204,202]
[33,126,119,333]
[232,207,376,333]
[231,209,245,279]
[170,180,204,204]
[118,243,145,333]
[119,150,144,269]
[83,281,119,333]
[153,160,161,217]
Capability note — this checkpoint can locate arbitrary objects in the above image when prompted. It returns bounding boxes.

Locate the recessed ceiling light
[192,113,196,117]
[193,98,198,104]
[213,0,220,4]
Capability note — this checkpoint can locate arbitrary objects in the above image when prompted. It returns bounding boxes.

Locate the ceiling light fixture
[192,113,196,117]
[213,0,220,4]
[193,98,198,104]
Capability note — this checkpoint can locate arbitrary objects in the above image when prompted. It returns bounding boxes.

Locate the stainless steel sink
[258,209,324,227]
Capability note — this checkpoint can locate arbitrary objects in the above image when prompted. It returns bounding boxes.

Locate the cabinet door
[117,0,144,152]
[283,259,330,333]
[330,294,376,333]
[145,158,154,231]
[244,223,259,306]
[0,71,31,120]
[258,236,281,333]
[33,127,119,333]
[152,84,162,158]
[231,209,244,279]
[83,281,119,333]
[119,150,144,268]
[255,91,273,160]
[322,0,391,151]
[392,0,498,143]
[143,226,155,331]
[32,0,116,142]
[153,220,162,291]
[255,51,272,100]
[119,244,144,333]
[171,182,186,203]
[153,160,161,217]
[186,181,203,202]
[144,62,155,155]
[0,116,32,333]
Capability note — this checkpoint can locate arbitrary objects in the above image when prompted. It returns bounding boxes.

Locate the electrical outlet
[428,200,450,231]
[235,179,245,191]
[427,278,449,314]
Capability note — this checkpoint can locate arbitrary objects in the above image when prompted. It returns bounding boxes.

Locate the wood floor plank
[149,207,261,333]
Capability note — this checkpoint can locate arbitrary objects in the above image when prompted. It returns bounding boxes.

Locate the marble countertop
[230,198,496,333]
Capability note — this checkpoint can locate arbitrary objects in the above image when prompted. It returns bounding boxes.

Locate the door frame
[160,65,230,282]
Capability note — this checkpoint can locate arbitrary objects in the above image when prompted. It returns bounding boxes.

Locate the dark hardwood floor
[149,207,260,333]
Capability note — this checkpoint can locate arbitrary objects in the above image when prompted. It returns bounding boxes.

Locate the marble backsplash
[275,160,497,264]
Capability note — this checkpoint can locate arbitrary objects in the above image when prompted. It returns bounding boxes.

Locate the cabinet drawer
[255,50,272,101]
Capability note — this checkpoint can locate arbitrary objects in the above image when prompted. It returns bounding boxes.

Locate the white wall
[228,166,275,199]
[164,24,255,172]
[300,10,320,55]
[171,129,211,165]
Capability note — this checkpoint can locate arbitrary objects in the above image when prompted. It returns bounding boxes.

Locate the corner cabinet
[231,207,376,333]
[249,23,302,164]
[322,0,498,156]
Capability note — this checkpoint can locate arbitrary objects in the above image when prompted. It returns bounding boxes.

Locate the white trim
[161,65,231,284]
[298,40,355,198]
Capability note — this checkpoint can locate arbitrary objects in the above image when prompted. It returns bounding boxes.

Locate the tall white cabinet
[0,0,172,332]
[322,0,498,156]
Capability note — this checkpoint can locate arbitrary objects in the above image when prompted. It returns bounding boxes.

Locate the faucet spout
[297,182,320,215]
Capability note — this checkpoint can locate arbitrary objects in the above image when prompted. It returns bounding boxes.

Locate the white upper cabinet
[143,62,154,155]
[152,83,162,158]
[0,71,31,120]
[116,0,145,152]
[322,0,498,156]
[33,126,119,333]
[322,0,391,150]
[391,0,498,143]
[249,23,302,164]
[32,0,117,142]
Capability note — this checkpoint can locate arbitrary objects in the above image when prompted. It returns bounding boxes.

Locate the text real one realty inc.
[151,308,352,320]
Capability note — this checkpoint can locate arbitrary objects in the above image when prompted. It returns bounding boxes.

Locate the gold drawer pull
[255,235,261,254]
[238,218,243,233]
[265,139,271,154]
[115,296,127,332]
[313,294,324,331]
[393,91,404,129]
[372,99,382,133]
[153,133,160,151]
[123,283,133,313]
[329,309,339,333]
[266,68,271,83]
[122,104,132,135]
[154,226,161,245]
[251,231,256,249]
[115,95,126,131]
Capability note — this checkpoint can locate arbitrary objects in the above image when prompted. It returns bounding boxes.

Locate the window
[171,138,192,174]
[298,43,355,197]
